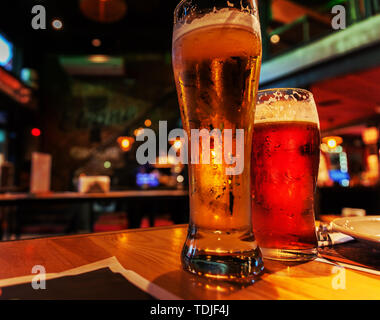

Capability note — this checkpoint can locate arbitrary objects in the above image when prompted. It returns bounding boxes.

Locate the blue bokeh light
[0,34,13,70]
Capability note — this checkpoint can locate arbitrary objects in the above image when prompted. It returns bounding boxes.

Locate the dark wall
[39,54,180,191]
[318,186,380,216]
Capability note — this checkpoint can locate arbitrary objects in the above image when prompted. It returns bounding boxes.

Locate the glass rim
[174,0,187,16]
[173,0,258,25]
[255,87,320,126]
[257,88,314,99]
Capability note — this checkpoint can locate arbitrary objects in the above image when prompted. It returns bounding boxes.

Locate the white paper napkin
[318,232,354,247]
[317,222,355,247]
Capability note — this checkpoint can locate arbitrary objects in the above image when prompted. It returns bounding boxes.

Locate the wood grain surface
[0,225,379,300]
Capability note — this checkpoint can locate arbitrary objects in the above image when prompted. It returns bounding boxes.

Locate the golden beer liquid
[172,22,262,231]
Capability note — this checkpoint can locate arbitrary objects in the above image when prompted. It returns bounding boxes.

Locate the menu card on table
[30,152,52,194]
[0,257,180,300]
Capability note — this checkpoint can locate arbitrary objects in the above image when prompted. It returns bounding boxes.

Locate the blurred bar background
[0,0,378,240]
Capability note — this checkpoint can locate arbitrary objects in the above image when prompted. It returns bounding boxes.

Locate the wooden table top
[0,225,379,300]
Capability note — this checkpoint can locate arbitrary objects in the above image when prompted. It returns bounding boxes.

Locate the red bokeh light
[31,128,41,137]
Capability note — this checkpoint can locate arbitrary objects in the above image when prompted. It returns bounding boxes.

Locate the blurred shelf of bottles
[318,126,380,188]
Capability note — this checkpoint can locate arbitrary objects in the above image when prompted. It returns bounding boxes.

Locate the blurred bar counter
[0,190,189,240]
[0,190,188,204]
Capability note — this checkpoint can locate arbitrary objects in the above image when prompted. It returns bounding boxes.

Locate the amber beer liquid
[172,22,261,230]
[251,119,320,259]
[172,7,264,280]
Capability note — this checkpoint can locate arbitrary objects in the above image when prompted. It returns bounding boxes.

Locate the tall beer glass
[251,89,320,261]
[172,0,264,280]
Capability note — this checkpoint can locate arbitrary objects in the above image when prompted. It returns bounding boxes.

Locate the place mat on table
[318,240,380,271]
[0,257,180,300]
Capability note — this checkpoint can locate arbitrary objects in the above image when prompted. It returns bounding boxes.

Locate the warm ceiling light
[121,139,129,148]
[327,139,337,149]
[144,119,152,127]
[322,136,343,149]
[117,136,134,152]
[88,55,109,63]
[80,0,127,23]
[52,19,63,30]
[92,38,102,47]
[134,128,144,137]
[173,140,182,149]
[270,34,280,44]
[362,127,379,145]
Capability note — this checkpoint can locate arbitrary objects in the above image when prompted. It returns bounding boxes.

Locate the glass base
[181,226,264,282]
[260,247,318,261]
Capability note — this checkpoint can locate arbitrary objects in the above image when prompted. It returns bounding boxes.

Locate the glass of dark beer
[251,88,320,261]
[172,0,264,281]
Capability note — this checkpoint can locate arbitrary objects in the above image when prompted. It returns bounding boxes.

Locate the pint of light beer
[172,0,264,280]
[251,89,320,261]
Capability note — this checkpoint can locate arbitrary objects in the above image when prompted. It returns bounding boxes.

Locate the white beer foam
[173,8,260,43]
[255,93,320,126]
